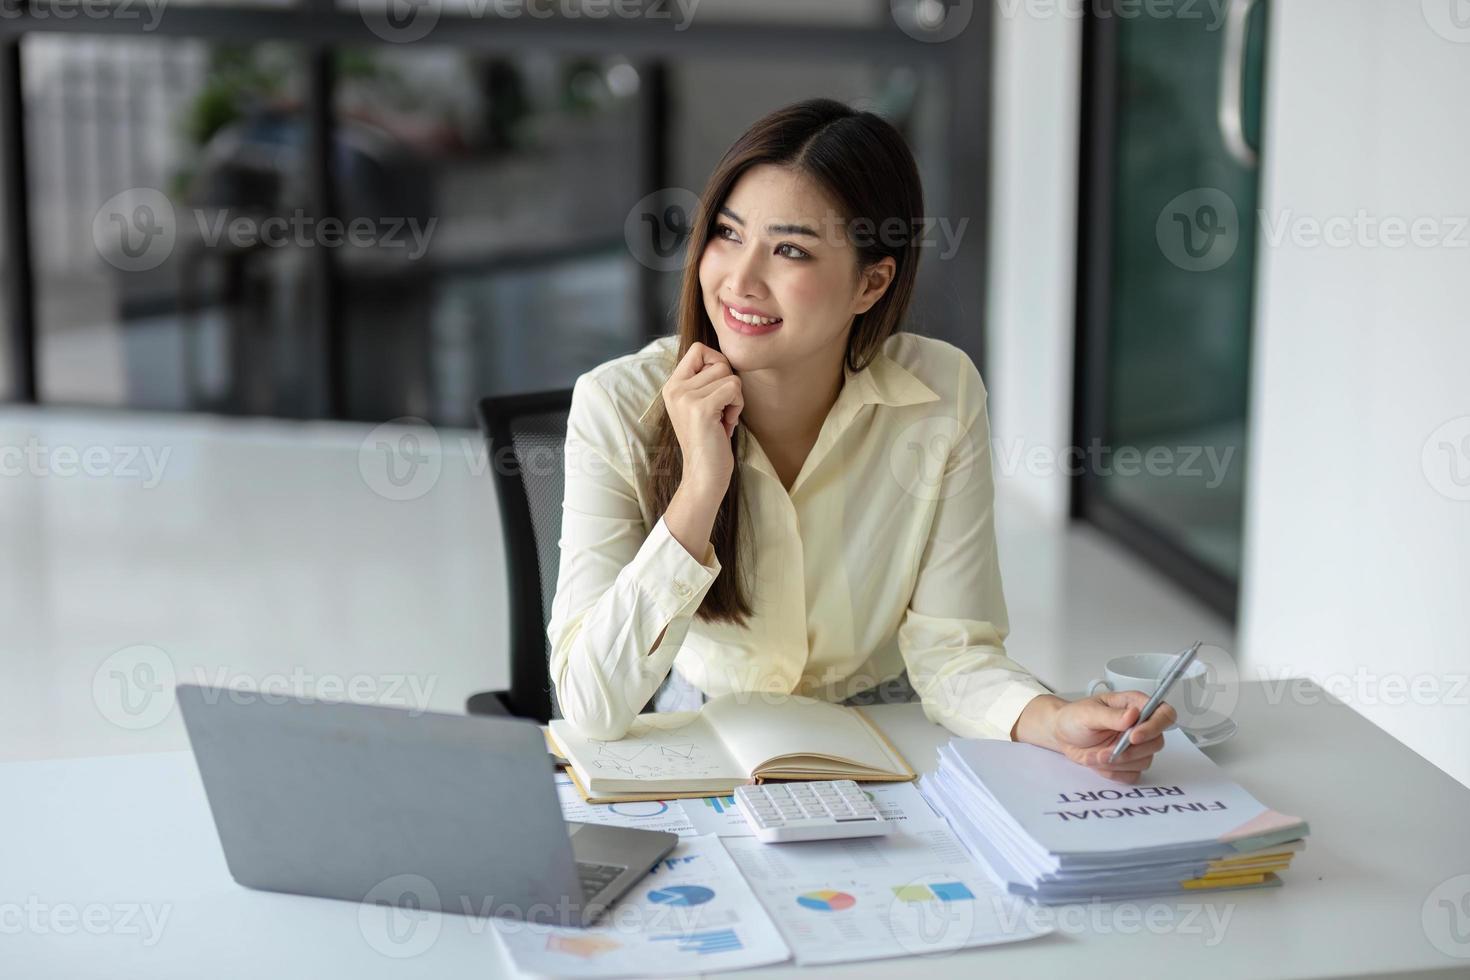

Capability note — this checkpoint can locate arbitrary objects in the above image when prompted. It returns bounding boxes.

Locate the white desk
[7,679,1470,979]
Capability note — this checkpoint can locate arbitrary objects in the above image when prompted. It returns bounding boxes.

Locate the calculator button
[736,781,893,843]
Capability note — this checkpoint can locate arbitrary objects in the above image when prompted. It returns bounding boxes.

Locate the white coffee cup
[1086,653,1212,731]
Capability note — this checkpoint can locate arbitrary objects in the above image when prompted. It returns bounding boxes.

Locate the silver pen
[1107,641,1202,765]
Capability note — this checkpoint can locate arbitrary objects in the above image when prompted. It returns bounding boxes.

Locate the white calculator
[733,780,893,843]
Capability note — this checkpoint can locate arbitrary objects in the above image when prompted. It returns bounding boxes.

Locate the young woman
[547,98,1175,783]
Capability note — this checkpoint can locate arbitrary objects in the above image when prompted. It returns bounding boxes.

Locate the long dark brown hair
[647,97,926,627]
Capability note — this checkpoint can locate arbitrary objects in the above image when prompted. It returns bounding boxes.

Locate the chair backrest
[477,389,574,723]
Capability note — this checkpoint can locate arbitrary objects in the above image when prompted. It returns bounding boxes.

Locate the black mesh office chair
[465,389,574,723]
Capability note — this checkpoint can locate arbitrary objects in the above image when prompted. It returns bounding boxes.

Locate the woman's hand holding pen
[1055,691,1176,782]
[1016,692,1177,783]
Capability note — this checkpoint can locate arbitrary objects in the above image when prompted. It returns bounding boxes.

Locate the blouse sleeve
[546,373,721,740]
[896,363,1053,741]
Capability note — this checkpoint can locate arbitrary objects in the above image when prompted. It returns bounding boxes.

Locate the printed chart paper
[554,771,696,837]
[723,826,1052,965]
[489,834,790,978]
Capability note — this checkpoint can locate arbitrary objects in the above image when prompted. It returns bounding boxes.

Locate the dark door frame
[1069,1,1253,622]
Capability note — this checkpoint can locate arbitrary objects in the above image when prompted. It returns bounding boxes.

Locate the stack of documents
[919,729,1309,904]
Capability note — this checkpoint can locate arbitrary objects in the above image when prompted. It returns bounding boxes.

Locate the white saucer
[1180,711,1238,748]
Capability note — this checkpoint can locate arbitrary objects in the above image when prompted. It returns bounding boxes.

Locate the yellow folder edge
[1182,871,1275,889]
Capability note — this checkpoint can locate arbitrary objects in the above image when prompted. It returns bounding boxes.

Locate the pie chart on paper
[796,890,856,912]
[647,885,716,907]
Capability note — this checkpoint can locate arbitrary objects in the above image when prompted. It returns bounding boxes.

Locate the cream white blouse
[547,332,1051,741]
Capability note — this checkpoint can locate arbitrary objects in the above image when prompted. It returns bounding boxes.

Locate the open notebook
[547,693,915,803]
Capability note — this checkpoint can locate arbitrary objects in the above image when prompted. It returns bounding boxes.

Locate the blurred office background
[2,0,1467,787]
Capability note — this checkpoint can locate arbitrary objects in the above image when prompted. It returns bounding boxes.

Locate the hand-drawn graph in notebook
[586,712,731,782]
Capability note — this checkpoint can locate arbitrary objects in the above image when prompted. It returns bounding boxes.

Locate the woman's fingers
[1073,747,1156,772]
[1097,690,1178,741]
[1092,770,1143,784]
[685,359,732,393]
[1131,702,1177,741]
[719,378,744,437]
[1101,732,1165,766]
[670,341,728,382]
[699,377,743,420]
[671,344,736,403]
[1069,730,1164,772]
[1089,753,1155,773]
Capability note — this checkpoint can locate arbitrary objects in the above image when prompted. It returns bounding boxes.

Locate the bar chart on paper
[722,829,1051,965]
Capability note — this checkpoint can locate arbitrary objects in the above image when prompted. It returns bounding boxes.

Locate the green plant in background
[181,45,295,149]
[561,57,610,114]
[169,45,413,199]
[170,44,298,198]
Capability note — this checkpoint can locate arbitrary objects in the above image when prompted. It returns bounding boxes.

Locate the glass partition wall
[1,3,993,427]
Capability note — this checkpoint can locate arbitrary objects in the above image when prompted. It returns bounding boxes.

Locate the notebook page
[548,710,744,788]
[701,693,903,777]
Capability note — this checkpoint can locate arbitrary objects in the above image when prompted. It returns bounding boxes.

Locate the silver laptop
[176,684,677,927]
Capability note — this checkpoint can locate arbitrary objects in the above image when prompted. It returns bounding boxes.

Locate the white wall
[984,0,1082,525]
[1240,0,1470,788]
